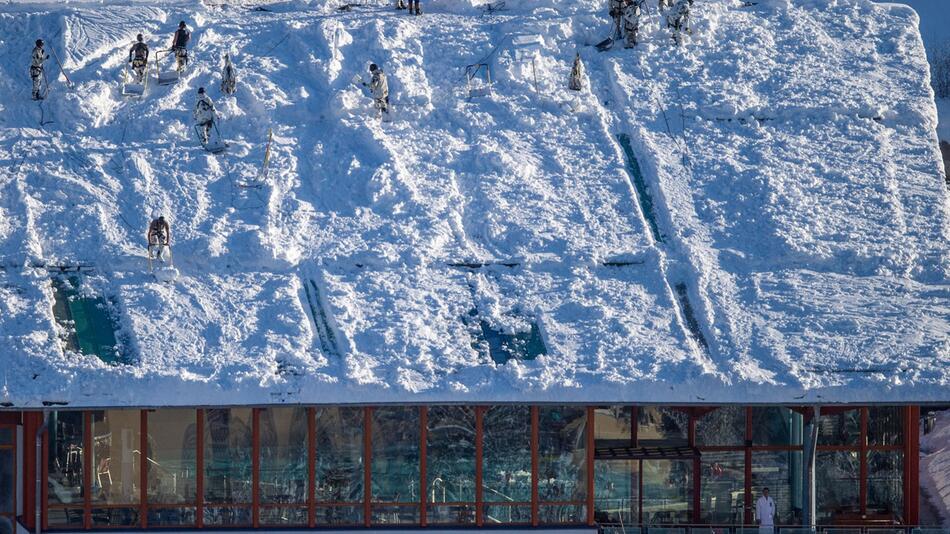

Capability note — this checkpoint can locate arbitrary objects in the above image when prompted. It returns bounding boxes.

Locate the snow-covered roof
[0,0,947,408]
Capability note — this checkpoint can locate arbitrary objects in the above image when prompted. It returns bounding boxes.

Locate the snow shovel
[194,122,227,154]
[595,37,615,51]
[156,49,181,85]
[121,65,145,97]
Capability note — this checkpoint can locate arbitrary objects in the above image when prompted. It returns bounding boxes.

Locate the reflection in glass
[259,507,308,525]
[700,451,744,523]
[867,451,903,517]
[643,460,692,524]
[868,407,903,446]
[483,406,531,503]
[259,407,308,506]
[90,410,140,505]
[594,406,633,447]
[204,408,253,504]
[370,407,420,504]
[426,406,475,523]
[817,410,860,446]
[538,406,587,505]
[817,451,859,522]
[315,505,362,525]
[752,407,803,446]
[594,460,638,524]
[315,407,363,503]
[0,449,13,513]
[47,410,85,525]
[751,450,803,525]
[696,407,745,446]
[539,504,586,523]
[483,504,531,524]
[147,409,196,506]
[638,407,689,447]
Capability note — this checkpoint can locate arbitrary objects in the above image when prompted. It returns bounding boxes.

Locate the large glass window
[752,407,803,446]
[700,451,744,523]
[538,407,587,523]
[867,450,903,518]
[642,459,692,524]
[868,407,903,446]
[816,451,860,522]
[146,409,196,526]
[314,407,363,525]
[370,407,420,524]
[818,410,860,446]
[259,407,308,525]
[594,460,638,524]
[90,410,141,526]
[751,450,803,525]
[425,406,475,524]
[696,407,745,446]
[0,429,14,516]
[203,408,253,526]
[47,411,85,528]
[482,406,531,524]
[638,407,688,447]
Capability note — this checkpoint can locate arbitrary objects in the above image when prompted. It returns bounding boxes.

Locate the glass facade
[33,405,916,529]
[0,426,14,518]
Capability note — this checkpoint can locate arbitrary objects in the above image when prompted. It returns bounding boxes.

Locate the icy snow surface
[0,0,947,408]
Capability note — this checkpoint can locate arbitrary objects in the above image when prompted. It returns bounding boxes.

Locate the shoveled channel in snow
[0,0,947,407]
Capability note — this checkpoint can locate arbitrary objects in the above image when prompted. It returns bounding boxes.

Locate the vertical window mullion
[586,406,595,526]
[860,407,868,515]
[363,407,372,527]
[530,406,538,527]
[690,408,701,524]
[140,410,148,528]
[83,411,91,530]
[475,406,484,527]
[196,409,204,528]
[252,408,260,528]
[308,407,316,528]
[745,406,753,526]
[419,406,427,527]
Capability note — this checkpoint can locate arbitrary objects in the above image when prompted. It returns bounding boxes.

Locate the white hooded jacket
[755,495,775,526]
[193,94,217,124]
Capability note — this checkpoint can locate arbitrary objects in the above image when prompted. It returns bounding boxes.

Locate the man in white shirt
[756,487,776,534]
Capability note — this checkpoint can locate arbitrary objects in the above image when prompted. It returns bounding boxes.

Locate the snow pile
[0,0,947,407]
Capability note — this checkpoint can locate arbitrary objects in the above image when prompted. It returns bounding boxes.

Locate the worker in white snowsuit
[623,0,644,48]
[363,63,390,119]
[220,53,236,95]
[569,53,585,91]
[193,87,217,144]
[608,0,625,40]
[31,39,49,100]
[755,487,776,534]
[667,0,692,42]
[658,0,672,10]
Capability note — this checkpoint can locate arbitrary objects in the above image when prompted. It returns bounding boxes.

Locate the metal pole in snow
[48,46,73,88]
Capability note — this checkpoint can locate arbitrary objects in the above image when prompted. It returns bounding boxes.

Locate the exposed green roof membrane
[51,275,130,365]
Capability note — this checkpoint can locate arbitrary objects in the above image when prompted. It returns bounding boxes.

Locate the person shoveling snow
[128,34,150,83]
[171,21,190,73]
[30,39,49,100]
[193,87,217,142]
[356,63,392,121]
[147,213,171,262]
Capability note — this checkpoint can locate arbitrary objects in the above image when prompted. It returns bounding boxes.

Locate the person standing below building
[31,39,49,100]
[755,487,776,534]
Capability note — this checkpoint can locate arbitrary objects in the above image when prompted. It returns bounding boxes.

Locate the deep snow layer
[0,0,947,408]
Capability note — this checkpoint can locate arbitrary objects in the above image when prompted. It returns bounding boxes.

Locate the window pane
[147,409,197,505]
[752,407,804,446]
[638,407,689,447]
[260,506,308,525]
[428,504,475,524]
[91,410,140,505]
[594,406,633,447]
[538,406,587,505]
[48,411,84,506]
[315,505,362,525]
[204,506,251,526]
[867,450,903,517]
[868,407,903,446]
[0,449,13,513]
[370,407,420,503]
[817,451,859,522]
[204,408,253,504]
[0,428,12,445]
[643,459,692,524]
[259,407,308,506]
[147,507,196,526]
[696,407,746,446]
[752,450,803,525]
[539,504,586,523]
[818,410,860,446]
[426,406,475,509]
[594,460,638,524]
[371,505,419,524]
[701,451,745,523]
[315,407,363,503]
[483,406,531,503]
[92,507,139,527]
[483,504,531,524]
